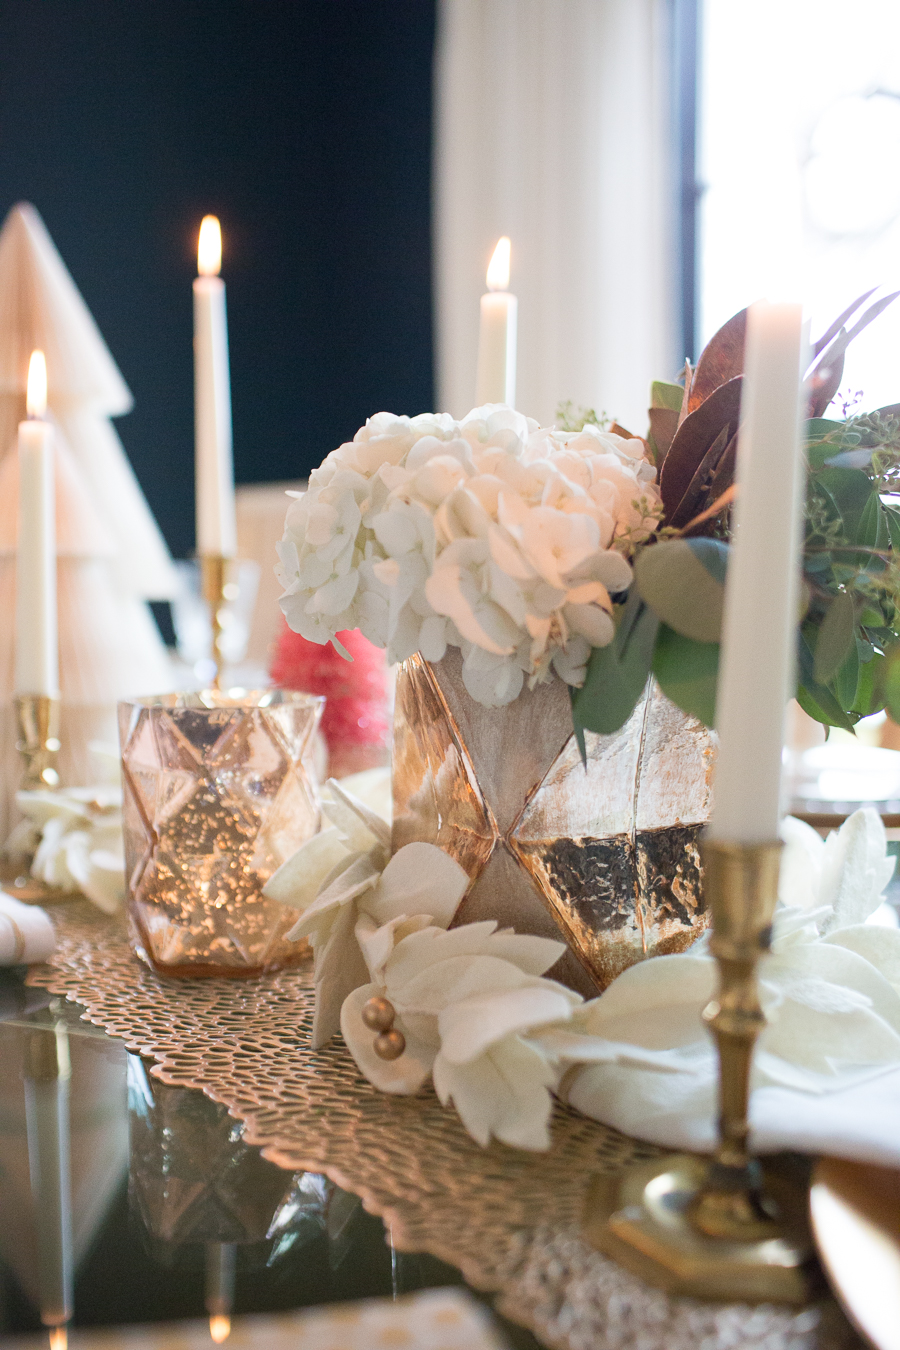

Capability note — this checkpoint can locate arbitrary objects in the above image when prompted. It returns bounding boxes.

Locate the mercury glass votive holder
[118,688,324,977]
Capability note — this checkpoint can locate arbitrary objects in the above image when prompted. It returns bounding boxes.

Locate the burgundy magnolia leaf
[659,377,743,523]
[687,310,747,413]
[681,483,737,537]
[810,288,876,362]
[806,351,845,419]
[668,423,731,528]
[677,359,693,428]
[805,291,900,416]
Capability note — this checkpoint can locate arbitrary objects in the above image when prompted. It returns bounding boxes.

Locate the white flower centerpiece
[277,404,658,706]
[277,404,716,997]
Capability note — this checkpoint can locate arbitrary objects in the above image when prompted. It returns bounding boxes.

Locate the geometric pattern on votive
[119,693,322,976]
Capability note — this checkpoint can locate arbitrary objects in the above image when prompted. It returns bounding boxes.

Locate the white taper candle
[194,216,237,558]
[475,237,517,407]
[15,351,59,697]
[707,300,806,843]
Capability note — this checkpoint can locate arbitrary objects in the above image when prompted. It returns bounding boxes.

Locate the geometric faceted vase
[119,688,323,977]
[392,649,715,999]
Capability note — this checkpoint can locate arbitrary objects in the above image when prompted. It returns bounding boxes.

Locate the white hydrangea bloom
[278,404,660,706]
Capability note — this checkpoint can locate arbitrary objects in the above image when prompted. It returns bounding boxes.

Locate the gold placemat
[28,902,860,1350]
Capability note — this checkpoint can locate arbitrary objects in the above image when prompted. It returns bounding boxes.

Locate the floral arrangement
[276,406,658,707]
[278,292,900,737]
[267,773,900,1153]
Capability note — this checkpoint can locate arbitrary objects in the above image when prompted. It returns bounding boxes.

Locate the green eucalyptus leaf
[852,651,883,716]
[797,629,858,730]
[807,440,840,471]
[813,592,856,683]
[651,624,718,728]
[815,467,873,538]
[833,638,861,711]
[651,380,684,411]
[881,646,900,725]
[796,681,857,729]
[571,590,659,736]
[885,506,900,553]
[806,418,846,440]
[857,493,880,548]
[633,538,727,644]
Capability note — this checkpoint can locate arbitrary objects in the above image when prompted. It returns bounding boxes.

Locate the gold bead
[361,996,395,1032]
[373,1028,406,1060]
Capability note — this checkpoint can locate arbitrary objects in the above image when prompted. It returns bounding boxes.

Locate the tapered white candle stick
[194,216,237,558]
[476,237,517,407]
[707,300,805,843]
[15,350,59,697]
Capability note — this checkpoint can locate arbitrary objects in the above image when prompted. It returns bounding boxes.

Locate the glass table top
[0,969,543,1349]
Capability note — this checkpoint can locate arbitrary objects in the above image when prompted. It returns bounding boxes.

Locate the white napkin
[0,892,56,964]
[554,808,900,1166]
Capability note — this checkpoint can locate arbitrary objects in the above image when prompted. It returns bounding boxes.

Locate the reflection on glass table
[0,970,542,1349]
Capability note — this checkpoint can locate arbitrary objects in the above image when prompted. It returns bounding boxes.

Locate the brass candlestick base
[0,693,78,904]
[16,692,61,791]
[200,553,232,689]
[583,839,817,1303]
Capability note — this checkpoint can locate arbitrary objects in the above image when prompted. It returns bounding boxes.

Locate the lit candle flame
[48,1328,67,1350]
[26,349,48,419]
[198,216,222,277]
[209,1314,231,1342]
[486,237,511,292]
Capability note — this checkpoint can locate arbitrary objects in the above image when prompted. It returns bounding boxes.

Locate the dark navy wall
[0,1,436,557]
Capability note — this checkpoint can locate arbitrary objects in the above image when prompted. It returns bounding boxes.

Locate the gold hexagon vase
[392,648,716,997]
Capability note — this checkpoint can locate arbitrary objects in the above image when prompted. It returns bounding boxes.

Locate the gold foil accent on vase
[392,650,716,994]
[118,689,323,977]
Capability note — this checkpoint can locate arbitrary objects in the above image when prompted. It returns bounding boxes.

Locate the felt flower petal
[438,984,581,1065]
[820,807,896,931]
[341,985,436,1094]
[308,902,371,1048]
[364,842,469,928]
[323,777,391,853]
[433,1034,558,1150]
[355,912,435,983]
[284,853,381,952]
[263,827,348,911]
[386,922,565,988]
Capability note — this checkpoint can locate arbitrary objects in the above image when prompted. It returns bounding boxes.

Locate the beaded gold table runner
[27,902,860,1350]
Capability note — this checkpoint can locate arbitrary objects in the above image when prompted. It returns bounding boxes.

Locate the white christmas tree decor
[0,203,178,833]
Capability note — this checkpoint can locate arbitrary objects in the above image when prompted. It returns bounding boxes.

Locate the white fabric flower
[341,920,581,1148]
[264,775,469,1046]
[10,784,125,914]
[278,405,660,707]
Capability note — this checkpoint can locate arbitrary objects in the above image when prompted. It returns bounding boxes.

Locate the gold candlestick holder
[0,693,79,904]
[16,692,61,791]
[200,553,231,690]
[583,838,816,1303]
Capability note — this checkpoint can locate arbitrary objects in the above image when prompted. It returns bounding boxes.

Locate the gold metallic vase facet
[118,688,324,977]
[392,649,716,995]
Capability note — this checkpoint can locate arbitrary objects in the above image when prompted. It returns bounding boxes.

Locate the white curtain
[434,0,678,433]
